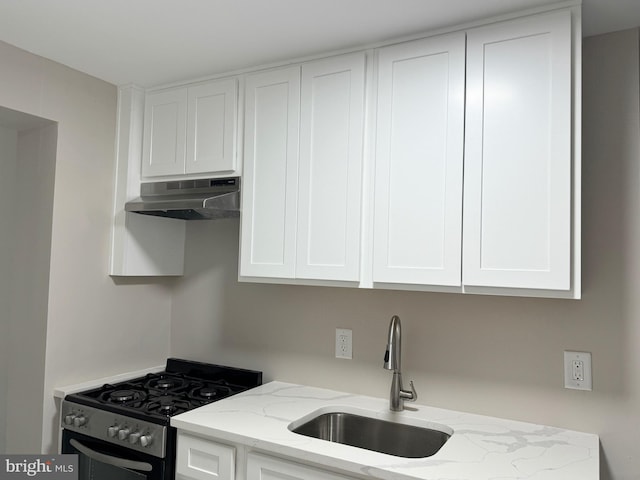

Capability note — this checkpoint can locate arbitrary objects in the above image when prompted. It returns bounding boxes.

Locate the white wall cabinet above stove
[142,77,238,178]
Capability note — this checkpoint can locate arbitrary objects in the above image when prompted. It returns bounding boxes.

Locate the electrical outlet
[335,328,352,359]
[564,351,592,390]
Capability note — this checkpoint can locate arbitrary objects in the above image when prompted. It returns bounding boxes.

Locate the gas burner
[190,383,232,402]
[146,396,192,416]
[144,374,187,391]
[111,390,136,402]
[100,387,147,406]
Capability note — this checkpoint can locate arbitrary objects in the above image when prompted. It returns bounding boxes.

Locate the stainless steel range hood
[125,177,240,220]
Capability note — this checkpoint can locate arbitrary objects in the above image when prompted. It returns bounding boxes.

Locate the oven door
[62,429,169,480]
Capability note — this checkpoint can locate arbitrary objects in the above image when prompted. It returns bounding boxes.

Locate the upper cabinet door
[296,53,366,281]
[240,67,301,279]
[373,33,466,286]
[463,11,572,290]
[186,78,238,175]
[142,88,187,177]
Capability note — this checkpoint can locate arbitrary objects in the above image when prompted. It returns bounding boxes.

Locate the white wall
[170,28,640,480]
[0,124,17,454]
[0,40,175,453]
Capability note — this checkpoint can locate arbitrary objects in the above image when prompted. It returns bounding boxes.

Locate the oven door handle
[69,439,153,472]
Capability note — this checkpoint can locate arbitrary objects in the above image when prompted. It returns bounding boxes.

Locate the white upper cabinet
[463,10,573,291]
[372,33,466,287]
[240,67,301,279]
[142,77,238,178]
[186,79,238,175]
[142,88,187,177]
[297,53,366,281]
[117,4,579,296]
[240,53,366,283]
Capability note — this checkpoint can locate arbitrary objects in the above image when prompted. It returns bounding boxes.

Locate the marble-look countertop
[171,381,599,480]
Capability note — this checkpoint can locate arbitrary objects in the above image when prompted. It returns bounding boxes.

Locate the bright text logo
[0,456,77,479]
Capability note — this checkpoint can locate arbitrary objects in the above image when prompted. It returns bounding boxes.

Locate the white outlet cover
[335,328,352,360]
[564,351,592,391]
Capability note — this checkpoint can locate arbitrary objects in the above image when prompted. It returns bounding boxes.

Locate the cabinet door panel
[186,79,237,174]
[297,53,366,281]
[176,433,235,480]
[373,33,465,286]
[142,89,187,177]
[240,67,300,278]
[247,453,355,480]
[463,11,571,290]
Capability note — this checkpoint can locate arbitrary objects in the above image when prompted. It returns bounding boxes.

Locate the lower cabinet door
[247,452,356,480]
[176,433,235,480]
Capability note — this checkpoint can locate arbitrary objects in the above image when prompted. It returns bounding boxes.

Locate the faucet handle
[400,380,418,403]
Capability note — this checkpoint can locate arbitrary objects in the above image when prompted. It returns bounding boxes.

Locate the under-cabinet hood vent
[125,177,240,220]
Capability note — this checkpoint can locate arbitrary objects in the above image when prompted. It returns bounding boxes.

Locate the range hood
[125,177,240,220]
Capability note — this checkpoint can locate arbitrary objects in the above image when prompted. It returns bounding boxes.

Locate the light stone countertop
[171,381,599,480]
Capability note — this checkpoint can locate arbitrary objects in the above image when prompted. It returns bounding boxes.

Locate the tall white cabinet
[463,10,573,291]
[372,33,465,287]
[297,53,366,281]
[240,67,301,279]
[240,53,366,283]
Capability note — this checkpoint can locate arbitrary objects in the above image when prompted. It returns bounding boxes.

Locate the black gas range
[61,359,262,480]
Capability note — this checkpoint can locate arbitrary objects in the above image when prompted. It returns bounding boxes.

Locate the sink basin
[289,409,451,458]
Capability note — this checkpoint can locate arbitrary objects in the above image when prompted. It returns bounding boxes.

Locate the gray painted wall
[170,29,640,480]
[0,124,17,454]
[0,40,175,453]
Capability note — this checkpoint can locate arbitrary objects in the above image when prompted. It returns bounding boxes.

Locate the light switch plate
[564,351,592,390]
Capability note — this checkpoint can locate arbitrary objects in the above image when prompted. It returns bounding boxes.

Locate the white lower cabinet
[247,452,358,480]
[175,434,359,480]
[176,433,236,480]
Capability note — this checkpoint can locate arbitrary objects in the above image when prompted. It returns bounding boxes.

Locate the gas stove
[60,358,262,478]
[65,364,257,423]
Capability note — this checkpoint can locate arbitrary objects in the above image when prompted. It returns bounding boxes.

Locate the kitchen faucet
[383,315,417,411]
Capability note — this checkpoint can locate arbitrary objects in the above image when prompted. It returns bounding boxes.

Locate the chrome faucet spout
[384,315,401,371]
[383,315,417,411]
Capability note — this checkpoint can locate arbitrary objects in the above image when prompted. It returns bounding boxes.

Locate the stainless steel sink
[289,411,450,458]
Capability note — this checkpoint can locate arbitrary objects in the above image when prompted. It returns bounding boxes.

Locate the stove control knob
[107,425,120,438]
[140,435,153,448]
[73,415,87,427]
[118,428,131,441]
[129,432,141,444]
[64,414,77,426]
